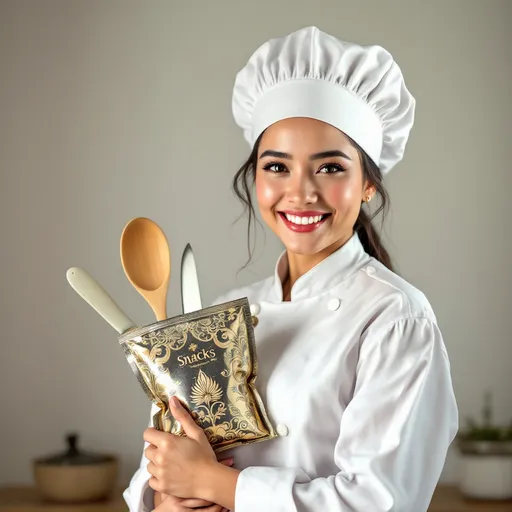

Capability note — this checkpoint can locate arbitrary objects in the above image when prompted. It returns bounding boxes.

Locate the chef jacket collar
[272,232,370,302]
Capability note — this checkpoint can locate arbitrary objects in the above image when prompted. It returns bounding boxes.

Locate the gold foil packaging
[118,297,276,452]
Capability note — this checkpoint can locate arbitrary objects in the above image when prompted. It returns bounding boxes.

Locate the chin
[280,238,328,256]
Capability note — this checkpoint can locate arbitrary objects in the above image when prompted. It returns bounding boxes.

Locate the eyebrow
[259,149,352,161]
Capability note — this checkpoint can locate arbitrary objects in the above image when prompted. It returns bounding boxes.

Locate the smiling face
[255,117,375,257]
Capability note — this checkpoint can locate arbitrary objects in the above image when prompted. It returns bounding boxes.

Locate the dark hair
[232,132,394,271]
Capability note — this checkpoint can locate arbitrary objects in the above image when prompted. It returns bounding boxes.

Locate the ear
[362,184,377,204]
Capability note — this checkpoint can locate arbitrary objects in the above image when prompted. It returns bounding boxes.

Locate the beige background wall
[1,0,511,487]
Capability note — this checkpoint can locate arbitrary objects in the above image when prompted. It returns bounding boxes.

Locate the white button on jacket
[123,233,458,512]
[250,303,261,316]
[327,297,341,311]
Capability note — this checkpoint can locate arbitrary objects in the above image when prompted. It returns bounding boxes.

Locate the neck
[282,231,354,301]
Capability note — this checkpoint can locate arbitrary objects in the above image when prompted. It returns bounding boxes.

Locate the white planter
[459,455,512,500]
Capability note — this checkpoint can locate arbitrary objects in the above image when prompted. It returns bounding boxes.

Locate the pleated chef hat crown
[232,26,415,175]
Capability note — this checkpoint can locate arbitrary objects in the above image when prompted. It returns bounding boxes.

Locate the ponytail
[355,209,393,271]
[352,137,394,272]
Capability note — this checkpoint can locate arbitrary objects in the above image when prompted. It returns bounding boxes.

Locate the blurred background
[1,0,511,508]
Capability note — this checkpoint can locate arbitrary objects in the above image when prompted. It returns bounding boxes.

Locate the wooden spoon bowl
[120,217,171,321]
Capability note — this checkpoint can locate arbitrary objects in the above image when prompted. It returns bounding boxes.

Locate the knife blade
[180,243,203,314]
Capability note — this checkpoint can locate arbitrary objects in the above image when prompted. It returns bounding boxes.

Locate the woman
[124,26,458,512]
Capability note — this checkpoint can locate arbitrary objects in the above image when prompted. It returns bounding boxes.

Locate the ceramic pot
[459,453,512,500]
[33,433,118,503]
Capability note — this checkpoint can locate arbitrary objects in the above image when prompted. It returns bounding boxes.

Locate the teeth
[285,214,325,225]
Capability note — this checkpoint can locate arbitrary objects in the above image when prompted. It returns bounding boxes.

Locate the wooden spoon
[120,217,171,321]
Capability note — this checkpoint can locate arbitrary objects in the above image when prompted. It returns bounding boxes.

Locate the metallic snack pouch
[118,297,276,452]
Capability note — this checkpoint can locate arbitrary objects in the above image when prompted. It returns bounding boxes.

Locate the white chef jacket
[123,233,458,512]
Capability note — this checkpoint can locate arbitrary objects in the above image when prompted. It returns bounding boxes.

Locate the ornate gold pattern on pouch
[119,297,276,452]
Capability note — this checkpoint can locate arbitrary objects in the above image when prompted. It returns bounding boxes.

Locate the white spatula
[66,267,136,334]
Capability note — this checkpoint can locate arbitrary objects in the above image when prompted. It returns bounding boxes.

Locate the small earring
[366,195,372,203]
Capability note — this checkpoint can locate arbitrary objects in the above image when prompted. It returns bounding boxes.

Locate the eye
[262,162,288,173]
[318,163,345,174]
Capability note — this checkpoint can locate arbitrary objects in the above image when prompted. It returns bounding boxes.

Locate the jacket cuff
[123,466,154,512]
[234,466,302,511]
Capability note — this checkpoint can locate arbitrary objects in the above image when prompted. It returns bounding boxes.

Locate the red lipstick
[278,211,331,233]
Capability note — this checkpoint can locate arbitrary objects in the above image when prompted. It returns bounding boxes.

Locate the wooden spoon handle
[153,299,167,322]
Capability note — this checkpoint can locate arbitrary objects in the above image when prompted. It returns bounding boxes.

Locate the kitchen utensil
[66,267,136,334]
[180,243,202,314]
[33,433,118,503]
[120,217,171,321]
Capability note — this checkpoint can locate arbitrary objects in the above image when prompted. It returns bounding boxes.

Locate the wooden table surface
[1,484,512,511]
[429,485,512,511]
[0,487,128,512]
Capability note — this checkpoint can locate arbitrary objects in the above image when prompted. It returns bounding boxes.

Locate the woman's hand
[144,396,239,507]
[154,457,234,512]
[153,493,230,512]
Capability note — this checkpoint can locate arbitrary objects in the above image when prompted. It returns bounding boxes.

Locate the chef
[123,26,459,512]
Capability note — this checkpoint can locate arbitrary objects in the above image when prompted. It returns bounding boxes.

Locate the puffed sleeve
[234,317,459,512]
[123,403,159,512]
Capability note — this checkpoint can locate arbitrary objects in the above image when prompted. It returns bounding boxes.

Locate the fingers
[149,475,162,493]
[147,461,160,479]
[179,498,217,507]
[152,495,177,512]
[178,506,225,512]
[153,494,226,512]
[198,506,225,512]
[219,457,234,467]
[144,443,157,462]
[169,397,202,440]
[144,427,170,448]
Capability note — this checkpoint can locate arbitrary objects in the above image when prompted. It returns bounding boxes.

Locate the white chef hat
[232,26,415,175]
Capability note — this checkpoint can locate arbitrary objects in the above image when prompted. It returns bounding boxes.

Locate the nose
[286,171,318,204]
